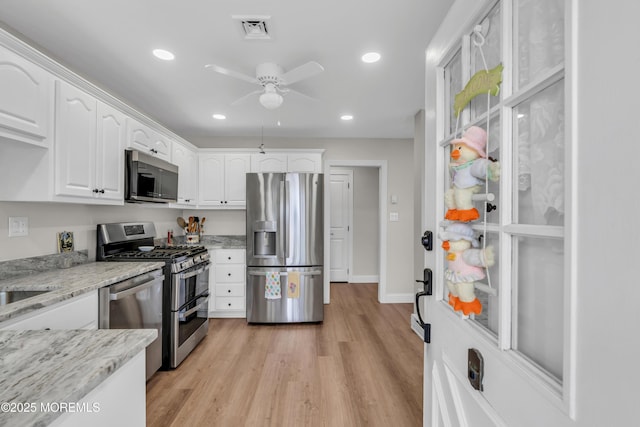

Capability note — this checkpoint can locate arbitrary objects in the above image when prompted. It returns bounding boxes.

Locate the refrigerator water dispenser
[253,221,276,257]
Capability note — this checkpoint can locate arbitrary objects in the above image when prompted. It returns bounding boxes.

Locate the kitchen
[0,0,428,425]
[3,1,637,426]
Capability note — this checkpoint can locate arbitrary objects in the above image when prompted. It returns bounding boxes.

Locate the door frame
[324,160,388,304]
[329,168,354,283]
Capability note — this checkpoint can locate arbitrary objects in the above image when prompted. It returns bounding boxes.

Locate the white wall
[191,136,415,297]
[352,166,379,278]
[0,202,182,261]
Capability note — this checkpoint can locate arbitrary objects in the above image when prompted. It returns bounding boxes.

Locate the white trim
[349,275,379,283]
[383,293,414,304]
[329,168,354,283]
[324,160,387,304]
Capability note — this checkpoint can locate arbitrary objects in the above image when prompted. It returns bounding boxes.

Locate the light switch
[391,194,398,204]
[389,212,399,222]
[8,216,29,237]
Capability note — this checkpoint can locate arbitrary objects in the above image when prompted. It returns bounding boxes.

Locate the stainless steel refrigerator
[246,173,324,323]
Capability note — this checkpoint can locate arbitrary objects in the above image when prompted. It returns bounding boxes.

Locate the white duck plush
[445,126,500,222]
[439,223,495,316]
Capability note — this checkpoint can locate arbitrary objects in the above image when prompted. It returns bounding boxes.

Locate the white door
[54,80,97,198]
[96,101,125,201]
[329,170,352,282]
[422,1,577,426]
[224,154,251,206]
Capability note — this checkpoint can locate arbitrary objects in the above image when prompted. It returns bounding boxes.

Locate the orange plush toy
[445,126,500,222]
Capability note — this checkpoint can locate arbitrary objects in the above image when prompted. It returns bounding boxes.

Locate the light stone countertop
[0,261,165,324]
[0,328,157,427]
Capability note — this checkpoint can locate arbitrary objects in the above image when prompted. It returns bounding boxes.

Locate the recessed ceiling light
[341,115,354,121]
[152,49,175,61]
[212,114,226,120]
[361,52,381,63]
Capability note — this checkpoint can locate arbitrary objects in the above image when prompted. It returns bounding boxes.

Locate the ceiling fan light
[259,91,283,109]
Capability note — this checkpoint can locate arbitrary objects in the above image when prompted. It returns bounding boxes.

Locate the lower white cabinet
[1,291,98,330]
[49,351,146,427]
[208,249,246,318]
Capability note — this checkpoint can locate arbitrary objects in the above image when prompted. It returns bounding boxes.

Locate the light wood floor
[146,283,423,427]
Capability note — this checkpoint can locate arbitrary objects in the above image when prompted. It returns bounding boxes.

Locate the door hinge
[347,225,350,232]
[348,182,350,189]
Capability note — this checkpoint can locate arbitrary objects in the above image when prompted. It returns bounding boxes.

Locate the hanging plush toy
[445,126,500,222]
[439,223,494,316]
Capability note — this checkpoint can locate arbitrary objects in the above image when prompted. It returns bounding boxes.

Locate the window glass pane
[512,236,563,380]
[515,0,564,88]
[444,50,463,136]
[471,116,501,225]
[471,4,502,119]
[513,80,564,226]
[472,231,499,336]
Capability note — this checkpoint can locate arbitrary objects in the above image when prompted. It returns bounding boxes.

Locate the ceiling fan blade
[205,63,258,85]
[280,61,324,85]
[280,87,319,102]
[230,89,263,106]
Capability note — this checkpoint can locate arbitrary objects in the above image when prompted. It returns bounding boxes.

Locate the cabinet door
[288,153,322,173]
[151,132,172,162]
[0,45,52,146]
[198,153,225,205]
[1,291,98,330]
[54,80,97,198]
[251,153,287,172]
[172,142,197,205]
[225,154,251,206]
[126,117,153,153]
[96,102,125,201]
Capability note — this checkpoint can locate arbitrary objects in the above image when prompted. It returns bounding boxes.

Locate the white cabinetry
[172,142,198,206]
[250,153,288,172]
[199,153,250,208]
[250,151,323,173]
[1,291,98,330]
[126,117,172,162]
[50,351,146,427]
[208,249,246,318]
[0,43,52,147]
[54,81,125,203]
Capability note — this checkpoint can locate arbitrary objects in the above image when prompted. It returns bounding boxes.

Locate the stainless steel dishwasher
[98,268,164,380]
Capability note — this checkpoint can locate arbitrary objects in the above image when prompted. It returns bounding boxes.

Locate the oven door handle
[178,295,209,321]
[178,262,211,280]
[110,276,163,301]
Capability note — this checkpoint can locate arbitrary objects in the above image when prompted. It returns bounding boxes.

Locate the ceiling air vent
[233,15,271,40]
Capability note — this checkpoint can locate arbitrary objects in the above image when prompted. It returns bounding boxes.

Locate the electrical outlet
[8,216,29,237]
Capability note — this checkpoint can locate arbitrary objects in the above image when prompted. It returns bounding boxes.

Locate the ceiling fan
[204,61,324,110]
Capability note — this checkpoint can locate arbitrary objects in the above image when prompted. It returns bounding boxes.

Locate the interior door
[422,1,576,426]
[329,170,352,282]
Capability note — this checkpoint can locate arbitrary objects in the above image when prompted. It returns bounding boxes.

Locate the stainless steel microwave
[125,149,178,203]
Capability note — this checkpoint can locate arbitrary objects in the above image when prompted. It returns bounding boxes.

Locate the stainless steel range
[97,222,210,369]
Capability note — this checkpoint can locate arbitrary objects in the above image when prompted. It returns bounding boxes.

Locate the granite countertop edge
[0,261,165,324]
[0,328,156,427]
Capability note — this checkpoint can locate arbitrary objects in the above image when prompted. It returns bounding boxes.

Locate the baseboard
[350,275,379,283]
[381,292,414,303]
[411,313,426,340]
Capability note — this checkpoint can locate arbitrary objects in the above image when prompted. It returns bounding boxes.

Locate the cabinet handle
[228,257,231,260]
[227,273,231,277]
[99,189,105,194]
[224,201,228,204]
[228,303,231,307]
[93,188,99,193]
[220,201,224,204]
[227,289,231,293]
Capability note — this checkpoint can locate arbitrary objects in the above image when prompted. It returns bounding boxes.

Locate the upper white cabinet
[126,117,171,162]
[251,153,288,172]
[287,152,323,173]
[54,81,125,203]
[0,44,52,147]
[199,153,250,207]
[172,141,198,206]
[250,151,323,173]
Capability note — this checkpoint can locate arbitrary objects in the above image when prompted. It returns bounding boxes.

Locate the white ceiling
[0,0,453,144]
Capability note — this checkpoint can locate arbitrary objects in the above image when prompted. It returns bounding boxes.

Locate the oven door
[170,261,210,367]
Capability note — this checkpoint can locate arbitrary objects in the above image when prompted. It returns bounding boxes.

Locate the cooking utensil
[177,217,187,229]
[188,217,194,232]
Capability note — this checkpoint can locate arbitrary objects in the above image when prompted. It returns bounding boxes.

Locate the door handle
[415,268,432,343]
[110,276,163,301]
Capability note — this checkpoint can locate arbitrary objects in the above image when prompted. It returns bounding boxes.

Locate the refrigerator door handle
[247,270,322,277]
[279,179,286,262]
[284,179,291,260]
